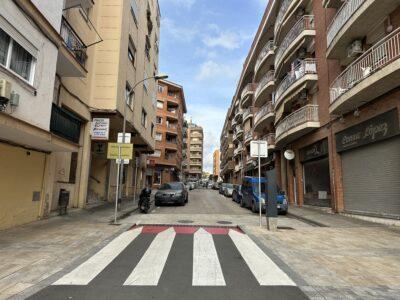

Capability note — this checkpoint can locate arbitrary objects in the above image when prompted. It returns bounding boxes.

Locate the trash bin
[58,189,70,215]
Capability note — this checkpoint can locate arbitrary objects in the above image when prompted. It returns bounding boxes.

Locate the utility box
[58,189,70,215]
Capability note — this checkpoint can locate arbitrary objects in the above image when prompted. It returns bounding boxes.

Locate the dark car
[155,182,188,206]
[232,185,243,203]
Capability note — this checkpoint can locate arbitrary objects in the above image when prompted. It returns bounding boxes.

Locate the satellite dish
[284,150,295,160]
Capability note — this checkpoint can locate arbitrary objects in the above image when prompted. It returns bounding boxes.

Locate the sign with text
[107,143,133,160]
[250,141,268,158]
[91,118,110,140]
[118,133,131,143]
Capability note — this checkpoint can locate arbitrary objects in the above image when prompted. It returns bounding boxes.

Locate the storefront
[336,109,400,219]
[300,139,331,207]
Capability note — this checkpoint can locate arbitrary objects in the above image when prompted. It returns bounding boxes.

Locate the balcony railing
[327,0,364,48]
[254,70,275,100]
[260,133,276,148]
[275,15,315,68]
[243,108,254,121]
[274,0,293,37]
[255,40,275,73]
[254,101,274,125]
[241,83,257,100]
[276,105,319,139]
[330,28,400,105]
[60,17,87,66]
[244,131,253,142]
[50,104,81,143]
[275,59,317,107]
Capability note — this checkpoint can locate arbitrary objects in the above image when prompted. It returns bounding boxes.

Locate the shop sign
[91,118,110,140]
[336,109,399,152]
[300,139,328,162]
[93,142,106,157]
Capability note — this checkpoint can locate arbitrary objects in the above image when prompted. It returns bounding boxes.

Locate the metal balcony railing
[243,108,254,121]
[327,0,364,48]
[254,70,275,100]
[60,17,87,66]
[50,104,81,143]
[276,105,319,138]
[275,59,317,107]
[275,15,315,68]
[274,0,293,37]
[255,40,275,73]
[254,101,274,125]
[330,27,400,104]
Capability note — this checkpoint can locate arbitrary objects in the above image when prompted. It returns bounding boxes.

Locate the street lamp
[114,74,168,223]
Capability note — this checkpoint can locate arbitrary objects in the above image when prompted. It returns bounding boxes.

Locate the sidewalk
[0,205,135,300]
[243,206,400,299]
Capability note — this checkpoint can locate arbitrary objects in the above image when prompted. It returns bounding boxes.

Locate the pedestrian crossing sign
[107,143,133,160]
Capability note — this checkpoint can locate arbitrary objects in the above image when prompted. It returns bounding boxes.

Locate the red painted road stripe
[131,225,244,235]
[141,225,170,234]
[173,226,199,234]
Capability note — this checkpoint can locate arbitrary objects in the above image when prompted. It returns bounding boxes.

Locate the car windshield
[159,183,182,190]
[226,184,233,188]
[253,183,266,194]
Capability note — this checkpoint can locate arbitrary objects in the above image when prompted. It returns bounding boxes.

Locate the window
[0,28,35,83]
[157,84,163,93]
[125,84,133,107]
[143,70,149,93]
[128,43,136,67]
[153,171,161,185]
[141,108,147,128]
[145,35,151,61]
[69,152,78,183]
[151,122,154,137]
[156,100,163,109]
[156,116,162,124]
[155,132,162,141]
[130,0,139,24]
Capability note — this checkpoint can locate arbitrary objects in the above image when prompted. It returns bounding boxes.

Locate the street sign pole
[114,145,121,224]
[258,142,262,227]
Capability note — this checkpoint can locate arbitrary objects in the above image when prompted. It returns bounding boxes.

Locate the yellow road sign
[107,143,133,160]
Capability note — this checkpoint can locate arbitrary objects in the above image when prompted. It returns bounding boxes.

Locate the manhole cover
[217,221,232,225]
[177,220,194,224]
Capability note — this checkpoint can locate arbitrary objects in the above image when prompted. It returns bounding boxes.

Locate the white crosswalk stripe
[123,227,176,286]
[228,229,296,286]
[53,227,143,285]
[192,228,226,286]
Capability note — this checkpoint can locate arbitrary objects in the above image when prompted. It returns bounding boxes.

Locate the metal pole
[118,99,127,204]
[258,142,262,227]
[114,145,121,224]
[133,162,138,204]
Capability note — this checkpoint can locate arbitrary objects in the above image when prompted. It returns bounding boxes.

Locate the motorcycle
[138,187,151,214]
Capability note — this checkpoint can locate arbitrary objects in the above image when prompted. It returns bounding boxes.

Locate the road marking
[53,227,143,285]
[229,229,296,286]
[124,227,175,286]
[192,228,226,286]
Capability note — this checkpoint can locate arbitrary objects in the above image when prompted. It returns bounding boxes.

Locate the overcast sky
[158,0,266,173]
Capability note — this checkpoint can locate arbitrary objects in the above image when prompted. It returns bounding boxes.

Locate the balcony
[191,139,202,145]
[329,28,400,114]
[246,155,255,166]
[234,143,243,158]
[275,15,315,76]
[274,59,318,111]
[254,70,275,107]
[166,123,178,134]
[189,169,202,174]
[241,83,257,108]
[65,0,94,8]
[260,133,276,151]
[275,105,320,146]
[326,0,399,59]
[222,161,235,173]
[50,104,81,144]
[254,40,275,80]
[274,0,311,43]
[233,109,244,123]
[190,161,202,166]
[57,17,87,77]
[243,107,254,123]
[254,102,275,132]
[234,162,243,172]
[323,0,343,8]
[244,131,253,144]
[165,142,178,151]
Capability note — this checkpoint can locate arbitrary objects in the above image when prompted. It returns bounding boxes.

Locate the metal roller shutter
[342,136,400,218]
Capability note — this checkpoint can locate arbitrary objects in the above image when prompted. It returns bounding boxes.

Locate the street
[27,189,308,300]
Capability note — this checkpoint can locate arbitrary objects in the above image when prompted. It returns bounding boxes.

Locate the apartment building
[220,0,400,219]
[185,121,203,181]
[147,79,187,187]
[213,149,220,178]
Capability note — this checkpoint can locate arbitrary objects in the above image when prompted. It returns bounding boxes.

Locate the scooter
[138,187,151,214]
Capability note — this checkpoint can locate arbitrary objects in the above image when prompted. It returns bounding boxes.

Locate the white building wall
[0,0,59,131]
[31,0,64,31]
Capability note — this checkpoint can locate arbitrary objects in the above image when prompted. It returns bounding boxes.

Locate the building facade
[220,0,400,219]
[213,149,220,178]
[184,121,203,181]
[147,79,187,187]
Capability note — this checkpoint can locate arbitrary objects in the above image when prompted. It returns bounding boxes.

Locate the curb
[108,206,139,223]
[286,211,328,227]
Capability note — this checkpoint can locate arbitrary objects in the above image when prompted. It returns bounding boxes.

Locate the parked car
[219,183,227,194]
[224,183,234,197]
[240,177,267,213]
[155,182,188,206]
[212,182,219,190]
[232,185,243,203]
[276,190,288,215]
[188,182,195,190]
[207,182,214,189]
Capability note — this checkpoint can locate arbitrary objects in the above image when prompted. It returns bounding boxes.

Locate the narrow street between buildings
[1,189,399,299]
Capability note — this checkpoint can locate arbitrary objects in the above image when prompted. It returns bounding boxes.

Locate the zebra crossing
[29,225,307,300]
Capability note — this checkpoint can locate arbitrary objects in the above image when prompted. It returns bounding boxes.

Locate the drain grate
[217,221,233,225]
[277,226,294,230]
[177,220,194,224]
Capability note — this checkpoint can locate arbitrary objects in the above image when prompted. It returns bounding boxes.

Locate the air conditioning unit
[0,79,11,100]
[347,40,363,58]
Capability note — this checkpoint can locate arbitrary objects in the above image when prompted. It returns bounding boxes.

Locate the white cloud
[202,31,251,50]
[195,59,241,81]
[160,0,196,9]
[162,18,198,41]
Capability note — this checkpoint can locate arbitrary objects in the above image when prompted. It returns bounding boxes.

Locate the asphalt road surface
[28,189,308,300]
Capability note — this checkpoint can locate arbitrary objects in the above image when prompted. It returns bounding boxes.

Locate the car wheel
[251,201,258,213]
[240,197,245,207]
